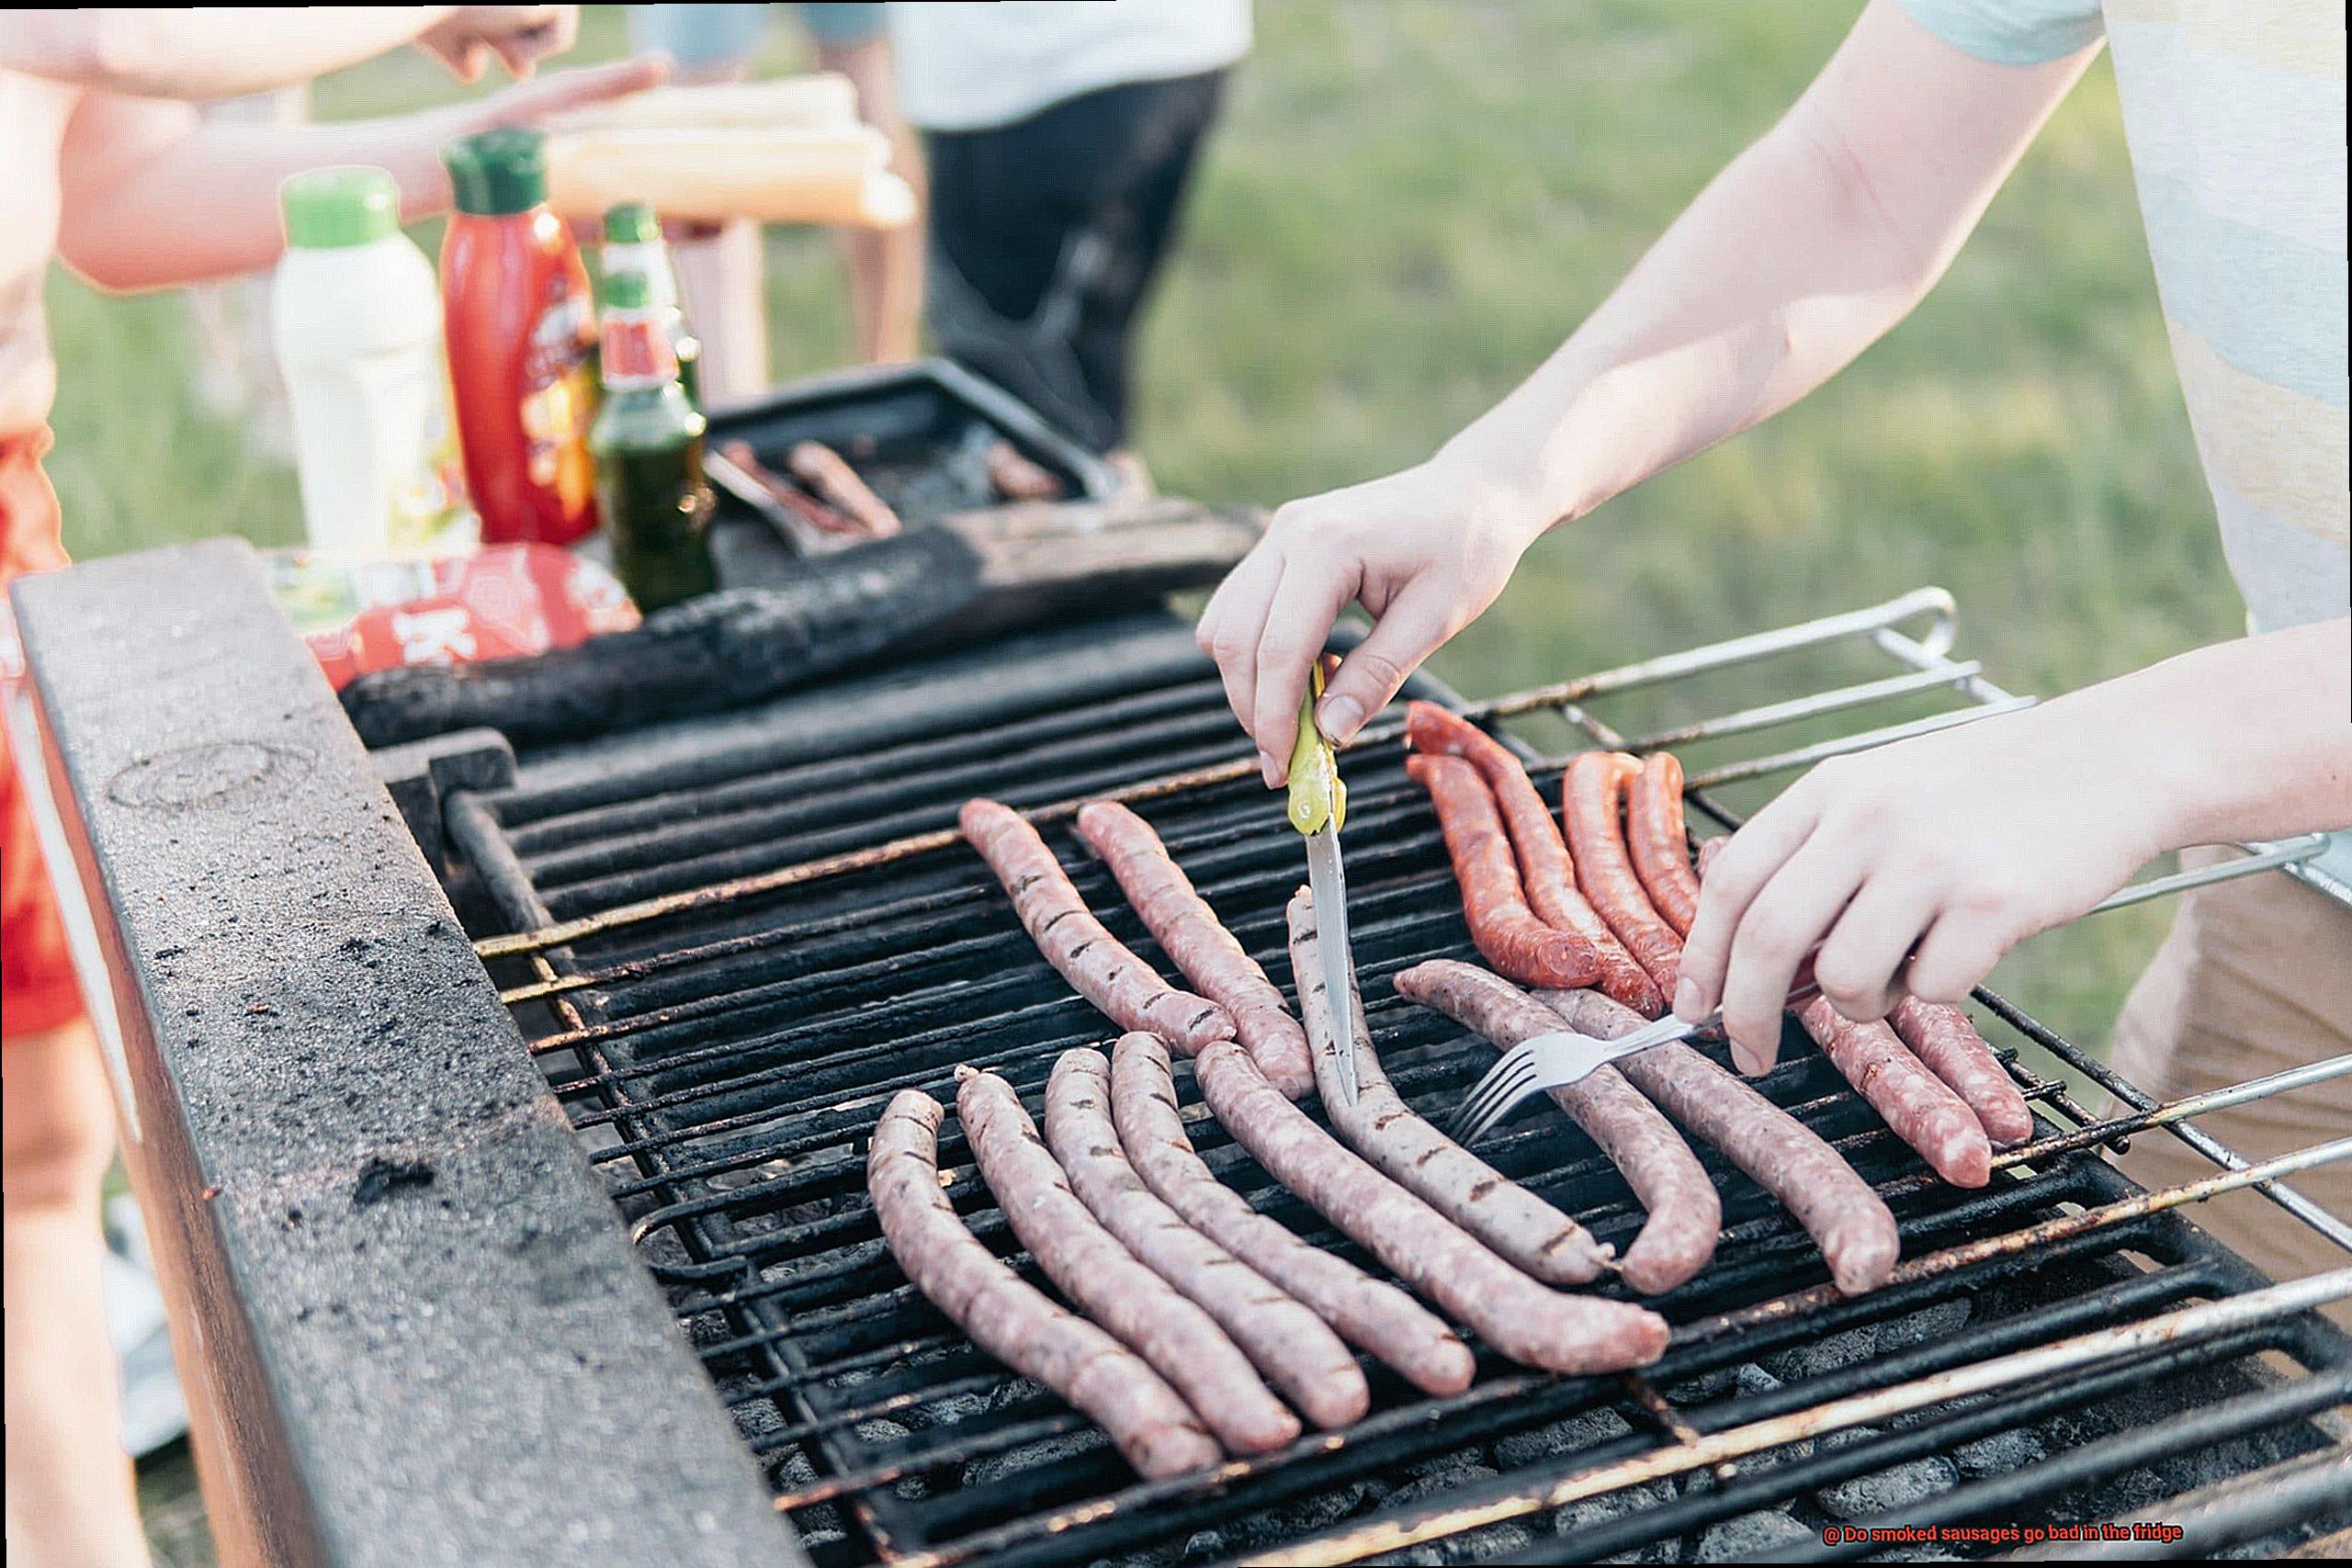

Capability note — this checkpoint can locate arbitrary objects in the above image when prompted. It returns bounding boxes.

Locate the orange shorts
[2,424,82,1042]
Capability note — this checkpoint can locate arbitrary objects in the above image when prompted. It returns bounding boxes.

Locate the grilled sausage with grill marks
[787,439,902,536]
[955,1066,1299,1454]
[1075,801,1315,1099]
[1285,890,1614,1285]
[961,799,1235,1053]
[1627,752,1703,938]
[1888,998,2035,1147]
[1191,1040,1671,1373]
[1406,704,1662,1014]
[1796,998,1992,1188]
[1392,960,1721,1293]
[1045,1048,1367,1428]
[1408,753,1604,990]
[1537,987,1900,1294]
[1109,1032,1476,1396]
[868,1090,1220,1478]
[1563,751,1686,1004]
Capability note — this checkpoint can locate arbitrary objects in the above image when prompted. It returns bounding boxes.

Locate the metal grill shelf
[443,596,2351,1566]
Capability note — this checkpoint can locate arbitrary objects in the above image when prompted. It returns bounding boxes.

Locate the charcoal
[1952,1427,2044,1479]
[1552,1478,1679,1562]
[1874,1296,1971,1354]
[1194,1478,1389,1558]
[986,1375,1046,1412]
[1816,1455,1956,1519]
[1369,1465,1538,1563]
[1497,1406,1635,1471]
[962,1428,1108,1488]
[1662,1365,1740,1403]
[1760,1324,1878,1382]
[908,1390,989,1429]
[1695,1510,1815,1561]
[1408,1448,1495,1483]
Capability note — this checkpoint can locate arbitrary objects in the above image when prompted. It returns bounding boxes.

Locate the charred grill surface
[441,615,2351,1567]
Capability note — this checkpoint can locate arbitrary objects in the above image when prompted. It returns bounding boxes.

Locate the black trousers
[922,70,1228,453]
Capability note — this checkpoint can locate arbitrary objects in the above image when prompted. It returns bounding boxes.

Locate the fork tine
[1448,1059,1537,1144]
[1445,1048,1528,1137]
[1455,1083,1526,1147]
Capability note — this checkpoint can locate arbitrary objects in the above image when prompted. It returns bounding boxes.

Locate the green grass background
[45,2,2233,1049]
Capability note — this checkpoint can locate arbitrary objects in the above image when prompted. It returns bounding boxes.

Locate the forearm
[58,118,455,291]
[2089,616,2352,851]
[0,8,453,98]
[1440,116,1934,531]
[1437,0,2093,538]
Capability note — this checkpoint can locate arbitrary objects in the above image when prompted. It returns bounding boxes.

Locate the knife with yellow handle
[1287,660,1361,1104]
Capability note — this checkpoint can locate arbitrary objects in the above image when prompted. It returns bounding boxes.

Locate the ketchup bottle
[439,128,600,547]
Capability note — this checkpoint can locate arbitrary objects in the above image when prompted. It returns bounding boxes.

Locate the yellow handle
[1286,661,1348,835]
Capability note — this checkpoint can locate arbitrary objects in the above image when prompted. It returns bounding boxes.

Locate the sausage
[983,439,1066,502]
[1390,960,1720,1293]
[787,439,902,536]
[1044,1048,1368,1429]
[1407,753,1604,990]
[1075,801,1314,1099]
[1562,751,1685,1003]
[1538,987,1899,1295]
[1627,752,1702,937]
[1797,998,1993,1189]
[1109,1032,1476,1396]
[1284,890,1614,1285]
[960,799,1235,1053]
[717,439,864,535]
[1190,1038,1671,1373]
[867,1089,1219,1478]
[955,1067,1299,1454]
[1888,997,2035,1147]
[1406,704,1662,1014]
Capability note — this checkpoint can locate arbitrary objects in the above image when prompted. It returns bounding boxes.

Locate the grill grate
[437,598,2351,1565]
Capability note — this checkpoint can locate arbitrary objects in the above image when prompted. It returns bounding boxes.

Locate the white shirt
[888,0,1251,132]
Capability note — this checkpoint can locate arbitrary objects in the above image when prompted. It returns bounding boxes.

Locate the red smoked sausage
[1563,751,1685,1005]
[1627,751,1702,938]
[1408,753,1603,989]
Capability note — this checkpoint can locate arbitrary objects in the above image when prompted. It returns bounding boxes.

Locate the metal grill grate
[439,594,2352,1566]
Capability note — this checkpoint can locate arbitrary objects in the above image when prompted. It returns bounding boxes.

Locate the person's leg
[2105,846,2352,1325]
[4,1021,150,1568]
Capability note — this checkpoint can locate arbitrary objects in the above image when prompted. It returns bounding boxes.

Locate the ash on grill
[430,595,2350,1567]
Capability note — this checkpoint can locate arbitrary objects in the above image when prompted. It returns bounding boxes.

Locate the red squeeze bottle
[439,128,600,546]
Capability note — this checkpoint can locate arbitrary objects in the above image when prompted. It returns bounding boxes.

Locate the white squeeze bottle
[272,166,473,557]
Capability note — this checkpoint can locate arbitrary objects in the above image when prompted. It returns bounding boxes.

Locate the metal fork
[1444,980,1823,1146]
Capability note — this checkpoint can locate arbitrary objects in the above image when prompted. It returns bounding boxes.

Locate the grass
[45,2,2230,1051]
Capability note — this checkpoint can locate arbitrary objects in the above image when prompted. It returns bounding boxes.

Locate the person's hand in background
[419,6,581,83]
[1195,456,1546,785]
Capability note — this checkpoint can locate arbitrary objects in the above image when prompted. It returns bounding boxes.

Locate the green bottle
[599,202,702,409]
[591,269,716,612]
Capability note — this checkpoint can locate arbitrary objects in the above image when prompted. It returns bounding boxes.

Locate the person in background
[890,0,1251,462]
[1197,0,2348,1294]
[624,3,925,395]
[0,12,660,1562]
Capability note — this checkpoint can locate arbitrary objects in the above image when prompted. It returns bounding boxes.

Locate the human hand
[439,55,668,136]
[1196,458,1545,785]
[419,6,580,83]
[1672,704,2168,1072]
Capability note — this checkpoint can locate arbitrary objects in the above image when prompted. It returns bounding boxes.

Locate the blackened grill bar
[446,598,2352,1564]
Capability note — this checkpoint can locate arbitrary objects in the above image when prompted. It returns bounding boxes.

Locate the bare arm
[1200,0,2100,771]
[0,9,459,98]
[53,59,664,292]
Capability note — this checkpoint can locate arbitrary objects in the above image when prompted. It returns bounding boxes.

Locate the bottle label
[518,274,598,512]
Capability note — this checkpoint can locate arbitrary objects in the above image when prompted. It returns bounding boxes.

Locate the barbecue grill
[12,542,2348,1567]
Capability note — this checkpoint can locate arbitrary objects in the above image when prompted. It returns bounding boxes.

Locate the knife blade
[1287,662,1362,1103]
[1303,828,1362,1104]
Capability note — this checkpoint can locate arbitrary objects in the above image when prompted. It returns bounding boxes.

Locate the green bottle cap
[599,267,653,311]
[442,128,548,216]
[604,201,662,244]
[280,166,401,249]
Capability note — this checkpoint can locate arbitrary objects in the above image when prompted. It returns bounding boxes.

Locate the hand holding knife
[1288,659,1364,1104]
